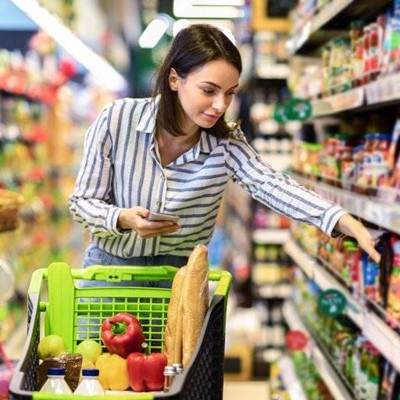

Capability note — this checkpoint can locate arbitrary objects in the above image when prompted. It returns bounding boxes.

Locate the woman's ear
[169,68,179,91]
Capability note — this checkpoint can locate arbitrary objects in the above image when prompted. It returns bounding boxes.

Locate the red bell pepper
[101,312,145,358]
[127,346,168,392]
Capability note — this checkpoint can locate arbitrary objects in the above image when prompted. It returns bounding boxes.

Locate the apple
[37,334,66,359]
[76,339,103,364]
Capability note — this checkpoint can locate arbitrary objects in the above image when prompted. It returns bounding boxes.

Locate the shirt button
[156,201,162,206]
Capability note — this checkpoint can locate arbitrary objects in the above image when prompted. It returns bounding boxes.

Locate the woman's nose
[212,95,229,113]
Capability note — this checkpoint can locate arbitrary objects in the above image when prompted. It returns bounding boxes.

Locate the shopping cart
[9,262,232,400]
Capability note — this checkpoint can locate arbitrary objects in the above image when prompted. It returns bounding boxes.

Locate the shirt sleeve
[68,101,126,237]
[225,131,347,237]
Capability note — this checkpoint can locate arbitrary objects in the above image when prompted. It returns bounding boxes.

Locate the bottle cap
[47,367,66,376]
[164,366,176,376]
[172,363,184,373]
[81,368,100,377]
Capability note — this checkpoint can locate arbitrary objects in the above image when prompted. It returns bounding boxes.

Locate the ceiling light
[139,18,169,48]
[190,0,245,5]
[173,0,244,18]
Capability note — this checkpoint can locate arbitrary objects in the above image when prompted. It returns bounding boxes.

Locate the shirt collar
[136,96,159,134]
[137,95,218,159]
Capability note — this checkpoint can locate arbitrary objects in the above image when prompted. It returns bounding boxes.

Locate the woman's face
[169,59,240,135]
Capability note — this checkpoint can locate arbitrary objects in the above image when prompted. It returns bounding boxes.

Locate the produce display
[35,245,211,395]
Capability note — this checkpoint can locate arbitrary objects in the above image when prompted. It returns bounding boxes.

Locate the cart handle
[28,264,231,297]
[71,264,179,282]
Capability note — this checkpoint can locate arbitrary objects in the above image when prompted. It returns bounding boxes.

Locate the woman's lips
[202,113,220,122]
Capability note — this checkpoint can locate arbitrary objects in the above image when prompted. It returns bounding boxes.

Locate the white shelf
[365,72,400,105]
[277,355,308,400]
[283,301,353,400]
[290,0,353,53]
[285,238,400,373]
[311,72,400,117]
[291,173,400,235]
[253,229,290,244]
[257,283,292,299]
[311,87,364,116]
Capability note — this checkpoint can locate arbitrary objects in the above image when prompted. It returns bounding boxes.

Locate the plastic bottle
[163,365,177,391]
[39,367,72,394]
[74,368,105,395]
[172,363,184,374]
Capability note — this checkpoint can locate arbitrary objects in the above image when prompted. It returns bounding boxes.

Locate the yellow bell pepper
[95,353,130,391]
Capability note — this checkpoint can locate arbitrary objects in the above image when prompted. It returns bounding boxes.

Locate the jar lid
[82,368,100,377]
[47,367,66,376]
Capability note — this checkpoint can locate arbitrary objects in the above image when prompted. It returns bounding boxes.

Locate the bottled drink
[172,363,184,374]
[163,365,177,391]
[74,368,104,395]
[39,367,72,394]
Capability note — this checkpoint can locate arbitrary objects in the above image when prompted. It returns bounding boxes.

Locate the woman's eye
[202,88,215,95]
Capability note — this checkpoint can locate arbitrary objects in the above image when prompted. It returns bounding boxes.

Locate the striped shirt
[68,96,347,258]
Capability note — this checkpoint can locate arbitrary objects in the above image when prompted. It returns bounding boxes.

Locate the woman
[68,23,380,270]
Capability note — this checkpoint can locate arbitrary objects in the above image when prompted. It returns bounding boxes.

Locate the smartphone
[147,212,180,223]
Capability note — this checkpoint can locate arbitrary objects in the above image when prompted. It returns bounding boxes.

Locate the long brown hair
[152,24,242,139]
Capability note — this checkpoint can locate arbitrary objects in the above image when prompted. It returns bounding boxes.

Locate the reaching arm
[334,213,381,263]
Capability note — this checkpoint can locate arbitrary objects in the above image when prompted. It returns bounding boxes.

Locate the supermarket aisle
[223,381,270,399]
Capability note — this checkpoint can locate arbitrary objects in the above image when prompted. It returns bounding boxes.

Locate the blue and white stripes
[68,96,346,258]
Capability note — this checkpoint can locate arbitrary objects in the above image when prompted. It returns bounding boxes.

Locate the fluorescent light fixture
[173,0,244,18]
[191,0,245,5]
[172,20,236,45]
[139,18,168,48]
[10,0,127,93]
[138,14,175,49]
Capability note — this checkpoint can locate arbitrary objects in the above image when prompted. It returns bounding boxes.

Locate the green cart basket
[9,262,232,400]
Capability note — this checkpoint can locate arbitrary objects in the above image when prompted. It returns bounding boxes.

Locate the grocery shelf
[311,71,400,117]
[285,238,400,373]
[277,355,308,400]
[311,87,364,116]
[252,229,291,244]
[290,0,392,55]
[291,172,400,235]
[282,301,354,400]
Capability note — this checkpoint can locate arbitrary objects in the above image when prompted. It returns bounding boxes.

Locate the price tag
[285,330,308,351]
[318,289,347,317]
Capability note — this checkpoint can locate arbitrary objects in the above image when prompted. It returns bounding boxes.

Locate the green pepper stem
[142,342,149,356]
[109,321,127,335]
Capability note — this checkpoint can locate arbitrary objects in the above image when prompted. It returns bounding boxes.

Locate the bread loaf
[182,244,209,366]
[164,266,186,365]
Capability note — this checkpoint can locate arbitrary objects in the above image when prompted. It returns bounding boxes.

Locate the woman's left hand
[335,214,381,263]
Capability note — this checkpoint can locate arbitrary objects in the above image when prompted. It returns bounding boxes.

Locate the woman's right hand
[117,207,181,238]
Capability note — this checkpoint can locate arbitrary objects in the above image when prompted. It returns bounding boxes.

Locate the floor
[223,381,270,399]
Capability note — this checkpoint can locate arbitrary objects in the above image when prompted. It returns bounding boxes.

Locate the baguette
[164,266,186,365]
[182,244,209,366]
